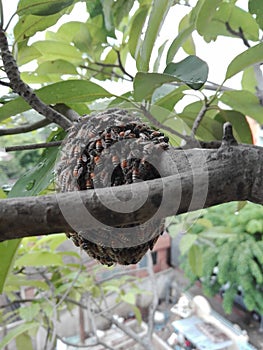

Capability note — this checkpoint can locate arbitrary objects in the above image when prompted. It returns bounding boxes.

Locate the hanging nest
[56,108,169,266]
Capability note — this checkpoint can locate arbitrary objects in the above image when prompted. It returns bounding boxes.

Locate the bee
[73,145,80,158]
[94,155,103,170]
[104,127,114,148]
[121,159,128,172]
[112,155,120,168]
[90,172,100,187]
[150,131,164,139]
[96,139,103,153]
[85,177,93,189]
[158,136,169,143]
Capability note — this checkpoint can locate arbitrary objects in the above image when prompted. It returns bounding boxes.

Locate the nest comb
[56,108,169,266]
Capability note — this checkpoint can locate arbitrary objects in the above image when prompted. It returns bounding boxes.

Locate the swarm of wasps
[56,108,169,266]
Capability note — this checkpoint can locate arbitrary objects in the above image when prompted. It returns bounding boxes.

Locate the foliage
[0,0,263,346]
[173,202,263,315]
[0,234,145,349]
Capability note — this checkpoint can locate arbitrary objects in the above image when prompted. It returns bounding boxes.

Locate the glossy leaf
[137,0,173,71]
[225,43,263,80]
[17,0,74,16]
[0,80,111,122]
[220,90,263,124]
[152,85,187,111]
[8,144,60,197]
[0,322,37,349]
[164,55,209,90]
[153,40,168,72]
[249,0,263,30]
[214,110,253,144]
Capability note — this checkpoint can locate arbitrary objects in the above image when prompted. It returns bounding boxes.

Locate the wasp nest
[56,108,169,266]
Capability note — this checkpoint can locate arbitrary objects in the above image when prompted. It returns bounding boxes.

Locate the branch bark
[0,144,262,241]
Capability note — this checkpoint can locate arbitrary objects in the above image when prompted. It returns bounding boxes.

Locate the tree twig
[191,101,208,137]
[0,29,72,130]
[0,118,51,136]
[140,105,189,141]
[5,140,62,152]
[225,22,250,48]
[115,49,134,81]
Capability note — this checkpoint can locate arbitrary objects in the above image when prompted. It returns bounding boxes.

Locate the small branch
[191,101,208,137]
[0,80,10,87]
[5,141,62,152]
[225,22,250,48]
[140,105,189,141]
[115,49,134,81]
[0,118,51,136]
[0,30,72,130]
[80,64,131,81]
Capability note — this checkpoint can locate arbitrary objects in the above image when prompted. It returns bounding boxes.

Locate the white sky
[0,0,252,98]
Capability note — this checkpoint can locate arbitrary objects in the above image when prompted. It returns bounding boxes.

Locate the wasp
[104,127,114,148]
[73,165,83,178]
[85,177,93,189]
[90,172,100,187]
[132,168,141,183]
[73,145,81,158]
[112,155,120,168]
[94,155,103,170]
[95,139,103,153]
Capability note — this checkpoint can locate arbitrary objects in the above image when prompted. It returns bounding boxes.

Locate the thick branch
[0,144,262,241]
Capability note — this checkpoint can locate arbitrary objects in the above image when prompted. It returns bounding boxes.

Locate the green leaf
[137,0,173,71]
[0,322,37,349]
[249,0,263,30]
[15,251,64,267]
[132,306,142,325]
[241,66,258,94]
[188,245,203,277]
[0,80,111,122]
[101,0,114,31]
[164,55,209,90]
[179,233,198,255]
[225,43,263,80]
[0,240,21,293]
[214,110,253,144]
[8,144,59,197]
[31,40,83,63]
[134,56,208,100]
[153,40,168,72]
[166,23,195,63]
[196,0,221,37]
[86,0,102,18]
[36,59,77,75]
[19,303,41,322]
[152,85,187,111]
[16,333,34,350]
[128,5,149,59]
[121,292,136,305]
[14,6,73,44]
[17,0,74,16]
[220,90,263,124]
[17,44,41,66]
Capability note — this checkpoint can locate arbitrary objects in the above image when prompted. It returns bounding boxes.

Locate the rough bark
[0,143,262,241]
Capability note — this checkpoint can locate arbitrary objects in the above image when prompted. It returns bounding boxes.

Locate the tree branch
[0,144,262,241]
[0,118,51,136]
[5,141,62,152]
[0,29,72,130]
